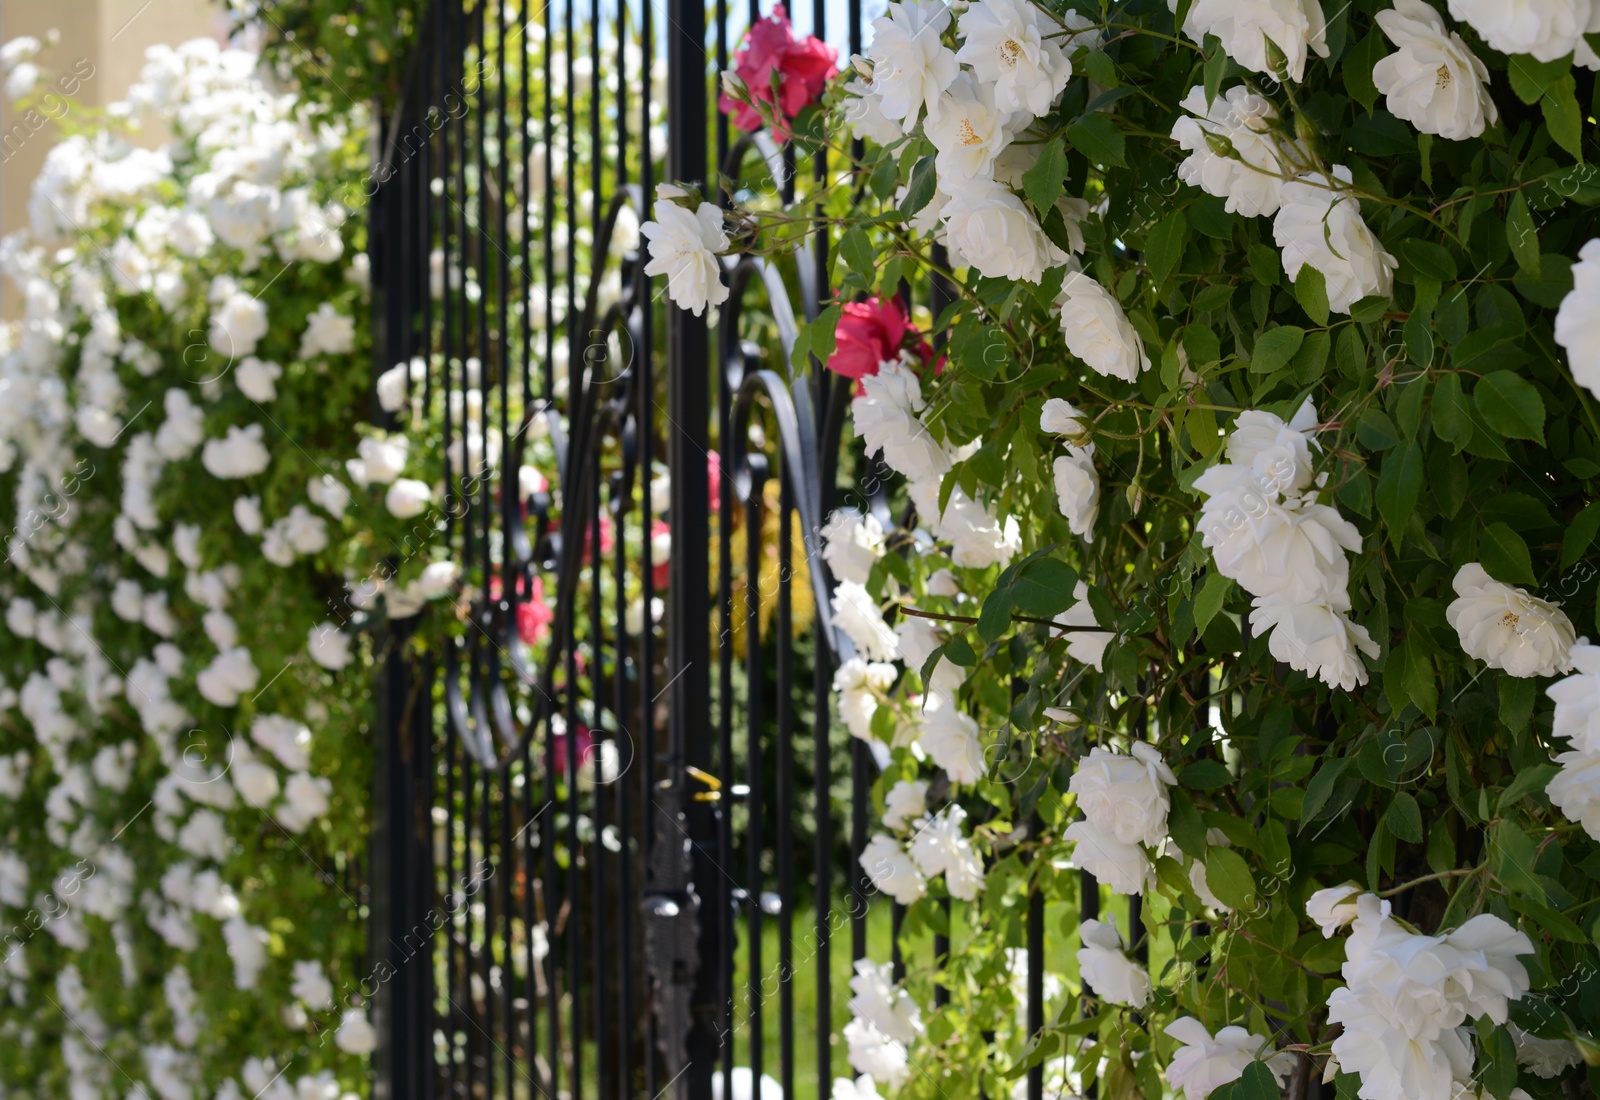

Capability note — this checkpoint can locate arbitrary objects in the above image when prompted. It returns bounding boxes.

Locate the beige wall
[1,0,224,318]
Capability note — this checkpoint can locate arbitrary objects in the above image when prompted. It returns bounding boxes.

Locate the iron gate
[363,1,1108,1098]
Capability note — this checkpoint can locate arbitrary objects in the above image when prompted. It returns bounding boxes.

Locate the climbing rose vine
[646,0,1600,1098]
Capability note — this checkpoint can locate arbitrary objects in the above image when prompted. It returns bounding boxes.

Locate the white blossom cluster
[1310,887,1535,1100]
[0,37,374,1094]
[1545,644,1600,839]
[1195,400,1379,692]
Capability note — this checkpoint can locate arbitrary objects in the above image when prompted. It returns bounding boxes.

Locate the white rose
[357,435,409,484]
[1547,748,1600,840]
[1052,445,1099,542]
[1053,581,1114,672]
[640,190,728,318]
[1509,1023,1584,1079]
[307,623,353,671]
[860,834,926,904]
[907,479,1022,570]
[1556,239,1600,401]
[843,1017,909,1088]
[1249,595,1380,691]
[955,0,1072,116]
[1055,271,1149,381]
[1172,85,1300,218]
[385,478,433,519]
[915,691,986,784]
[281,504,328,555]
[881,779,929,832]
[233,495,263,535]
[334,1009,377,1055]
[908,805,985,899]
[307,474,351,519]
[867,0,959,127]
[1194,465,1361,603]
[1170,0,1330,81]
[299,302,355,358]
[414,560,461,600]
[196,647,260,707]
[832,581,900,662]
[232,750,280,809]
[1068,743,1176,847]
[1039,397,1088,440]
[290,960,335,1011]
[821,508,886,586]
[1446,0,1590,62]
[833,657,897,742]
[201,424,271,479]
[925,73,1013,186]
[1548,642,1600,752]
[1373,0,1498,141]
[1077,918,1150,1007]
[1446,563,1576,678]
[208,291,268,358]
[942,180,1069,284]
[1165,1017,1295,1100]
[1063,817,1151,895]
[1273,167,1396,313]
[279,772,333,832]
[1224,399,1319,496]
[851,357,951,484]
[848,959,922,1045]
[1306,882,1362,937]
[844,72,905,145]
[235,356,282,402]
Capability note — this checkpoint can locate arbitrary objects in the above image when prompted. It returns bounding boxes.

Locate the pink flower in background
[552,724,595,775]
[708,450,724,511]
[517,575,553,645]
[720,4,838,139]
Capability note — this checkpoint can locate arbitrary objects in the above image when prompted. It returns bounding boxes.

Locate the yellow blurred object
[716,479,815,657]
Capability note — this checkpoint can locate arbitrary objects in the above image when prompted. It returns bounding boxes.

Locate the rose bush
[649,0,1600,1097]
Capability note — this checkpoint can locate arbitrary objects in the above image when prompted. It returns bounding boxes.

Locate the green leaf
[811,303,841,366]
[1480,1024,1519,1100]
[839,228,875,278]
[1498,764,1560,814]
[1507,192,1541,278]
[898,155,937,218]
[1234,1062,1281,1100]
[1385,637,1437,719]
[1022,137,1068,214]
[1065,112,1126,168]
[1168,791,1209,861]
[789,322,813,373]
[944,634,977,667]
[1499,674,1537,734]
[1012,559,1079,617]
[1386,791,1424,843]
[1342,33,1384,113]
[1203,847,1256,911]
[1430,373,1473,450]
[1394,239,1458,283]
[1508,53,1572,104]
[1481,522,1536,586]
[1560,501,1600,569]
[1193,572,1232,635]
[1146,212,1189,291]
[1203,34,1229,107]
[977,586,1013,642]
[1294,265,1330,326]
[1181,759,1233,790]
[1375,441,1423,547]
[1248,243,1281,286]
[1251,325,1305,374]
[1543,74,1585,160]
[1474,370,1546,444]
[1301,759,1350,830]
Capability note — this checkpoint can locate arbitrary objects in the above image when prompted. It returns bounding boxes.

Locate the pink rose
[827,296,910,380]
[719,4,838,140]
[516,575,552,645]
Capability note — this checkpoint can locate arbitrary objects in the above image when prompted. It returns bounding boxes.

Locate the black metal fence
[364,1,1097,1098]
